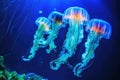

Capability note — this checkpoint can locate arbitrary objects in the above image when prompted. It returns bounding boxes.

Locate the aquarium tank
[0,0,119,80]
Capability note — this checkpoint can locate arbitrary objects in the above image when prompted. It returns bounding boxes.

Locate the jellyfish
[39,11,63,54]
[22,17,51,61]
[73,19,112,77]
[50,7,89,70]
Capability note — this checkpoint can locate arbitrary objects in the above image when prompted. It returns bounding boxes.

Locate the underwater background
[0,0,120,80]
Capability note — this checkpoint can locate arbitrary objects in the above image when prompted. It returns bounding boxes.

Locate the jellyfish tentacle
[46,40,56,53]
[50,52,71,70]
[50,58,66,70]
[82,31,101,63]
[73,32,102,76]
[73,63,84,77]
[45,30,57,53]
[50,25,80,70]
[22,25,45,61]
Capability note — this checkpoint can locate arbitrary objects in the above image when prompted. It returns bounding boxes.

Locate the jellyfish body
[50,7,89,70]
[22,17,51,61]
[39,11,63,54]
[73,19,112,77]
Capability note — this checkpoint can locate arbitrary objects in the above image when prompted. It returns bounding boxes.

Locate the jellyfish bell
[35,17,51,34]
[35,17,51,27]
[48,11,63,27]
[86,19,112,39]
[63,6,89,25]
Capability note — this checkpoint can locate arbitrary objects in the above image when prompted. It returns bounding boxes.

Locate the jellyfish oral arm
[50,52,71,70]
[45,30,57,53]
[50,23,82,70]
[45,22,63,54]
[73,31,102,77]
[78,26,84,43]
[82,32,101,63]
[22,25,45,61]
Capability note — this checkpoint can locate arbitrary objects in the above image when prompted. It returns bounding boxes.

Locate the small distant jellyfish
[50,7,89,70]
[39,11,63,53]
[22,17,51,61]
[73,19,112,77]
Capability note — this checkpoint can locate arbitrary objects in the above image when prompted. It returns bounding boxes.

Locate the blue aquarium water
[0,0,119,80]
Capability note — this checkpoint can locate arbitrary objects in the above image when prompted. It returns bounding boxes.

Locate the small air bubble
[54,8,56,11]
[39,10,43,14]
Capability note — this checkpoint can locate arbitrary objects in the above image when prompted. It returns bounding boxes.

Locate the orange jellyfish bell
[63,7,89,24]
[48,11,63,25]
[86,19,112,39]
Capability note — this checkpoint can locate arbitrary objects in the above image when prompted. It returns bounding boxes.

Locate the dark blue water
[0,0,119,80]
